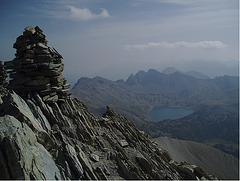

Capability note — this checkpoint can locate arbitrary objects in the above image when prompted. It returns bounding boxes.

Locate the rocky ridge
[0,91,218,180]
[0,26,218,180]
[161,67,210,79]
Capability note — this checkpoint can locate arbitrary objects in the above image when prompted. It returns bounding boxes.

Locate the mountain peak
[161,67,210,79]
[161,67,181,74]
[148,68,159,73]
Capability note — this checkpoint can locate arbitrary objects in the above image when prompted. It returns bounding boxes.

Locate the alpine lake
[147,106,194,121]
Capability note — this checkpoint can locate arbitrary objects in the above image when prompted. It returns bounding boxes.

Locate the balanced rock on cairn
[4,26,71,104]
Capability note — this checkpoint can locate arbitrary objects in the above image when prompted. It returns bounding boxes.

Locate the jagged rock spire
[4,26,71,104]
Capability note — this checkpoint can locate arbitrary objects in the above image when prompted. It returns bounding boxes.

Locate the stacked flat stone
[0,61,8,88]
[5,26,71,103]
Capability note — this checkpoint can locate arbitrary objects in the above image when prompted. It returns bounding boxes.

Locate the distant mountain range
[72,68,237,110]
[71,68,239,158]
[89,60,238,81]
[161,67,210,79]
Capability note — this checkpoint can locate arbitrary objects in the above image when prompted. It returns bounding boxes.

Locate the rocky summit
[0,27,218,180]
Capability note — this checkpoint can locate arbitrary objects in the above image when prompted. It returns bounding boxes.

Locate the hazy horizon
[89,59,238,81]
[0,0,238,86]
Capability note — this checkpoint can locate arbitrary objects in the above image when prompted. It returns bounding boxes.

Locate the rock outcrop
[4,26,71,104]
[0,61,8,88]
[0,26,219,180]
[0,91,218,180]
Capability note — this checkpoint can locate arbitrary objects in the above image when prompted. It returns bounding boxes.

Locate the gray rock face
[0,90,219,180]
[0,115,61,180]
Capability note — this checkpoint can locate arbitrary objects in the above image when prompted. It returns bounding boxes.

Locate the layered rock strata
[0,91,217,180]
[4,26,71,104]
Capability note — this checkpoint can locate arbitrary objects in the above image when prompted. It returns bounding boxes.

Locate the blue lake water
[148,106,194,121]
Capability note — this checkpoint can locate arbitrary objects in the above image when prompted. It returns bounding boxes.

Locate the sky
[0,0,239,86]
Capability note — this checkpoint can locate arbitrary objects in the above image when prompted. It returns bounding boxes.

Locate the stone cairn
[4,26,71,104]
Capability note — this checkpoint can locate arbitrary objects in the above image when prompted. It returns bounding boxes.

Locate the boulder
[0,115,62,180]
[90,153,100,162]
[24,26,36,35]
[1,92,44,132]
[119,139,129,147]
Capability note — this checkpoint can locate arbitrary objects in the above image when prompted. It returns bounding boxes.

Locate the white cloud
[159,0,203,5]
[68,6,110,21]
[125,41,228,51]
